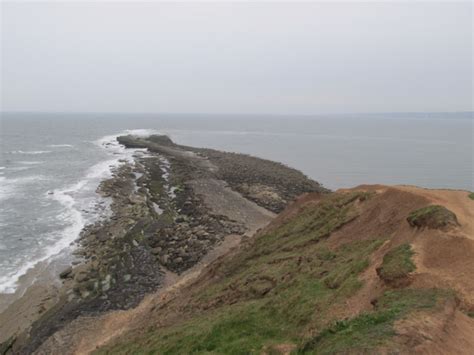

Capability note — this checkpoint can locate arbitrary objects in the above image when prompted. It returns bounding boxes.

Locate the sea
[0,112,472,298]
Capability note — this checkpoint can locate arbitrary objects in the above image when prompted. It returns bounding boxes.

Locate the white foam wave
[94,129,160,167]
[48,144,74,148]
[0,175,46,202]
[18,161,44,165]
[0,174,97,294]
[0,129,160,293]
[9,150,52,155]
[0,130,159,294]
[4,167,30,172]
[0,177,6,193]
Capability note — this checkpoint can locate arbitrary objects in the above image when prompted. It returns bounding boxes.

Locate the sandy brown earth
[261,185,474,353]
[328,185,474,353]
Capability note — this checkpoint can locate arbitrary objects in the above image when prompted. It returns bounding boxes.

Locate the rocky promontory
[2,135,326,354]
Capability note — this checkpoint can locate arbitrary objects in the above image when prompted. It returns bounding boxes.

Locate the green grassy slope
[98,192,454,354]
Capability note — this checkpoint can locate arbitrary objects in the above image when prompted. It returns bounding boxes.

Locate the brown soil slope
[62,186,474,353]
[94,185,474,354]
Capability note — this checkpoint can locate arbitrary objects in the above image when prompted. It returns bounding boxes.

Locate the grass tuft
[377,244,415,283]
[299,288,455,354]
[407,205,458,229]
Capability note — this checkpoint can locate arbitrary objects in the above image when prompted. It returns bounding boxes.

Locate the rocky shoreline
[1,135,327,354]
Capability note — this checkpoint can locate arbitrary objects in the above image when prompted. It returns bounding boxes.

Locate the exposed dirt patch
[395,298,474,354]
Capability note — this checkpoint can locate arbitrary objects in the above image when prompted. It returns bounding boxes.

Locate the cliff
[96,185,474,354]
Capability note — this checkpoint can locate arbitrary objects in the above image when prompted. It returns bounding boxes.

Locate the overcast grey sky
[1,1,472,114]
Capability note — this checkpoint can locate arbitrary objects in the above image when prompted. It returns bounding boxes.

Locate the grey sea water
[0,112,472,294]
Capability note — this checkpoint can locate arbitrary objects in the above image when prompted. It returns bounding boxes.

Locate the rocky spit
[3,135,326,354]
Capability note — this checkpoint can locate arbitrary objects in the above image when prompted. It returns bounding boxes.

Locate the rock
[151,247,162,255]
[75,272,89,283]
[160,254,169,265]
[232,226,241,234]
[59,266,73,279]
[196,230,209,238]
[98,234,109,242]
[102,274,112,292]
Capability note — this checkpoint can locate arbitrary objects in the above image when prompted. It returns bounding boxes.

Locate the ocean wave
[18,161,44,165]
[4,167,30,172]
[0,178,92,294]
[94,129,159,167]
[0,130,157,294]
[48,144,74,148]
[0,175,47,202]
[95,129,161,150]
[9,150,52,155]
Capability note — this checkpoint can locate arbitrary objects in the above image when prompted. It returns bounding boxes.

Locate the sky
[1,1,472,114]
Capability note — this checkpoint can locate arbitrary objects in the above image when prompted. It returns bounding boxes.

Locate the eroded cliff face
[95,185,474,355]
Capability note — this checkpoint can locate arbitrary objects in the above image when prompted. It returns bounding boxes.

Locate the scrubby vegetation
[300,288,454,354]
[407,205,458,229]
[377,244,415,283]
[468,192,474,200]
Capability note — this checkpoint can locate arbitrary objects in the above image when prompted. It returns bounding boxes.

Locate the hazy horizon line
[2,110,473,117]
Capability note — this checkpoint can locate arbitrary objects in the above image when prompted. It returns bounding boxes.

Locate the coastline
[0,130,163,344]
[1,134,326,353]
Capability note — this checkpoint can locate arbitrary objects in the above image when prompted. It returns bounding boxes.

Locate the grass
[98,192,380,354]
[407,205,458,229]
[468,192,474,200]
[299,288,455,354]
[99,238,384,355]
[96,192,453,354]
[377,244,416,282]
